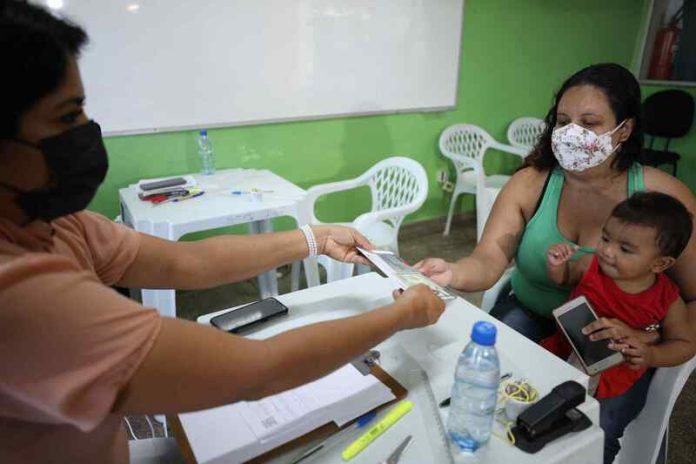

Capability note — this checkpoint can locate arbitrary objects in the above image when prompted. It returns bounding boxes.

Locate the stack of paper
[179,364,395,463]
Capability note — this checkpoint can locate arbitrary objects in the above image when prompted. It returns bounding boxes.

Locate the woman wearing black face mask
[1,120,108,220]
[0,2,446,463]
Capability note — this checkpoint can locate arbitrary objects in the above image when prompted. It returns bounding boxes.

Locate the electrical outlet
[436,170,449,183]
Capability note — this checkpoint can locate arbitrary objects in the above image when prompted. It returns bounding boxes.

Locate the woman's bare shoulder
[500,166,551,216]
[643,166,696,210]
[505,166,550,198]
[509,166,549,187]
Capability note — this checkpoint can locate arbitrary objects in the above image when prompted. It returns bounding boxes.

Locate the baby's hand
[546,243,577,267]
[609,336,654,370]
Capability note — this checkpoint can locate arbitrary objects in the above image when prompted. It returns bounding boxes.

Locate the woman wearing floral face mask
[416,63,696,463]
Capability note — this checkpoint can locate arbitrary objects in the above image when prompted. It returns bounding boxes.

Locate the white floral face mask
[551,120,626,172]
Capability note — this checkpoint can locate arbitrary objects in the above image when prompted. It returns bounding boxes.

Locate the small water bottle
[447,321,500,452]
[197,129,215,175]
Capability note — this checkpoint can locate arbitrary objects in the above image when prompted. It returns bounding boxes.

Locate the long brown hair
[523,63,643,172]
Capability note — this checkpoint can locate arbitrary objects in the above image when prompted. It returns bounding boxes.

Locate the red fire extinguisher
[648,4,686,81]
[648,25,681,80]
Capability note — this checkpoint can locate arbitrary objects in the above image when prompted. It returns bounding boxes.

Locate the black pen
[439,372,512,408]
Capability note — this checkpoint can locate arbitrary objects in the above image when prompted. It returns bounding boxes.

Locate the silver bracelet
[300,225,318,257]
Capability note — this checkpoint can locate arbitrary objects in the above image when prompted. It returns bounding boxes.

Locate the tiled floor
[129,214,696,463]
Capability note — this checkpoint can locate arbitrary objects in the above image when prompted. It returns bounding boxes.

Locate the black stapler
[511,381,592,453]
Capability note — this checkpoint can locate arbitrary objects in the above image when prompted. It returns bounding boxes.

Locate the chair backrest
[507,117,545,149]
[438,124,496,173]
[616,355,696,464]
[361,156,428,230]
[643,90,695,138]
[129,437,185,463]
[480,267,514,313]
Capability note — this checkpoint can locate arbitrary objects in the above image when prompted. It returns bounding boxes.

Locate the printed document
[358,248,456,301]
[179,364,394,463]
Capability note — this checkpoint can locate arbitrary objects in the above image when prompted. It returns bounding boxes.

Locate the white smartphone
[552,296,624,376]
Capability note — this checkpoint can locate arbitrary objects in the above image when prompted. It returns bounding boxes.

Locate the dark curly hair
[523,63,643,172]
[0,0,87,139]
[611,192,693,259]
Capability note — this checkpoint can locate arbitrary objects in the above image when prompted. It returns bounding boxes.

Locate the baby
[543,191,694,464]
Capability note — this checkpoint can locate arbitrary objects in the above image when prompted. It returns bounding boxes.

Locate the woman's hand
[413,258,453,287]
[314,226,372,264]
[391,284,446,330]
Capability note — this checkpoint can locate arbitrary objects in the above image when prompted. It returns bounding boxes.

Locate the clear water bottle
[447,320,500,452]
[198,129,215,175]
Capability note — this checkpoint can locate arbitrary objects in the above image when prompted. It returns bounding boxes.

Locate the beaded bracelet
[300,225,318,257]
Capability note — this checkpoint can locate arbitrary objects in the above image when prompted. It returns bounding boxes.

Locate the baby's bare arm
[647,298,695,367]
[546,244,588,287]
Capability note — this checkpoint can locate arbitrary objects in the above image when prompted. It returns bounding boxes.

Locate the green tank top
[510,163,644,317]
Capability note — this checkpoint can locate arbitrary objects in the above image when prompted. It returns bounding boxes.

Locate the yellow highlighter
[341,400,414,461]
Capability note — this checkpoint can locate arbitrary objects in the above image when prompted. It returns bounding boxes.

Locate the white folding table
[119,169,320,318]
[183,273,603,464]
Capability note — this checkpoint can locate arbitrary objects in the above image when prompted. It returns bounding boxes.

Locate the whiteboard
[58,0,464,135]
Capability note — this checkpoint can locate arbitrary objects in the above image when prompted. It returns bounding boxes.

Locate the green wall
[90,0,648,231]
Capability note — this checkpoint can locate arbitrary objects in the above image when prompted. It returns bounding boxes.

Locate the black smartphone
[210,297,289,333]
[140,177,187,191]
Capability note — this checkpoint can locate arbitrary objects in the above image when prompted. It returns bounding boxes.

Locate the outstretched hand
[412,258,453,287]
[315,225,372,265]
[391,284,446,330]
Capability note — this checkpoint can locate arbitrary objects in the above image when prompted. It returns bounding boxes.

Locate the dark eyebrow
[55,96,85,110]
[580,112,602,117]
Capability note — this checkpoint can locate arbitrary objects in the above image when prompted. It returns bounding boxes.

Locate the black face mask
[1,120,109,222]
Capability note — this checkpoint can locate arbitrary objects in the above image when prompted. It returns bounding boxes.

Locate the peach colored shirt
[0,211,161,464]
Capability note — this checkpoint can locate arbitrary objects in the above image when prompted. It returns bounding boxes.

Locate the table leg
[248,220,279,298]
[303,256,320,287]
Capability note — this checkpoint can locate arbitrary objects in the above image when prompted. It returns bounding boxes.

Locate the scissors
[380,435,412,464]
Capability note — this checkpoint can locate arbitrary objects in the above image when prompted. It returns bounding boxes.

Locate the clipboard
[169,363,407,464]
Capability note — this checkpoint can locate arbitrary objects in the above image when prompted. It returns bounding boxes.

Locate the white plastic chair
[616,355,696,464]
[129,437,184,464]
[507,117,546,149]
[480,267,514,313]
[439,124,527,240]
[481,269,695,464]
[290,156,428,288]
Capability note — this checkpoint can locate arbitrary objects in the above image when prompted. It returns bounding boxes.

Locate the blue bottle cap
[471,321,496,346]
[200,129,208,136]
